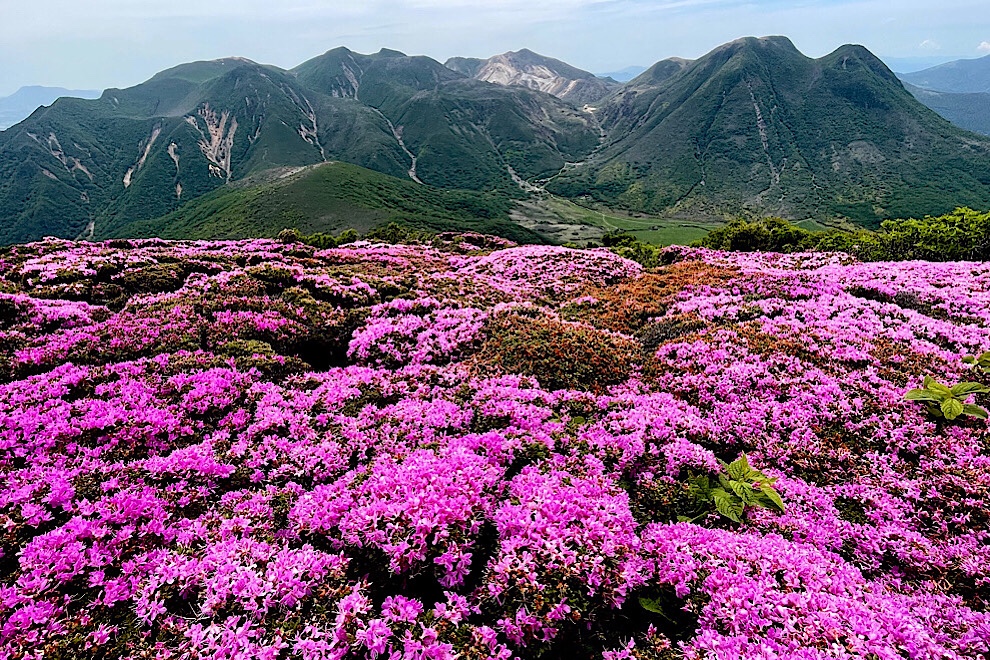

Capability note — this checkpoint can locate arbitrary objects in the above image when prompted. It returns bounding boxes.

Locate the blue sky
[1,0,989,96]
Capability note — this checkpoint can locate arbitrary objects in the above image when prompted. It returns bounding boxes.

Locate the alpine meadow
[2,3,990,659]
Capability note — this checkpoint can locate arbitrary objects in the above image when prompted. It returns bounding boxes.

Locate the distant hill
[595,66,647,83]
[904,82,990,135]
[548,36,990,226]
[900,54,990,93]
[109,161,542,243]
[444,49,618,104]
[0,86,100,130]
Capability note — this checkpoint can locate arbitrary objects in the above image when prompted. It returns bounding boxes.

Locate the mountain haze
[900,54,990,93]
[595,66,648,83]
[0,86,101,131]
[904,83,990,136]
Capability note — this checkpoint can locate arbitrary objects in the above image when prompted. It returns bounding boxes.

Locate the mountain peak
[709,35,805,65]
[149,57,260,85]
[822,44,901,85]
[555,37,990,226]
[447,48,617,104]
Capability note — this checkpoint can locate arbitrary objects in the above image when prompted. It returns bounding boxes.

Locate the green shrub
[904,376,989,421]
[963,351,990,373]
[681,454,785,524]
[696,217,817,252]
[219,339,275,358]
[276,228,302,244]
[117,264,189,294]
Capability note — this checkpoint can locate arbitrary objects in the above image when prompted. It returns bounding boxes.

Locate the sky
[1,0,989,96]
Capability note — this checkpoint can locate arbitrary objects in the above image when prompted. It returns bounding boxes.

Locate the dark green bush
[696,217,817,252]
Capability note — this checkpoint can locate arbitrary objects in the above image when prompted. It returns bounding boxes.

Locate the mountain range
[900,54,990,93]
[0,86,101,131]
[895,55,990,136]
[2,37,990,245]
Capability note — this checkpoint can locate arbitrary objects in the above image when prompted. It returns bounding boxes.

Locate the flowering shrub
[0,238,989,659]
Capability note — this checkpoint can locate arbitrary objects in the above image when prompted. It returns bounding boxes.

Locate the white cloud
[919,38,941,50]
[979,41,990,52]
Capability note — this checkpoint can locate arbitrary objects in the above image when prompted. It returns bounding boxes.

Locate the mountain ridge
[3,38,990,244]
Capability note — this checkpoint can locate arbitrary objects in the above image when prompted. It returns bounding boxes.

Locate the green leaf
[942,398,964,420]
[963,356,977,365]
[927,380,953,398]
[761,485,786,512]
[904,388,940,402]
[639,597,664,614]
[950,382,990,397]
[712,489,743,522]
[726,454,751,481]
[962,404,989,420]
[687,474,711,501]
[729,479,755,502]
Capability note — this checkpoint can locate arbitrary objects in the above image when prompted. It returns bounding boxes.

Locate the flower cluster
[0,237,988,659]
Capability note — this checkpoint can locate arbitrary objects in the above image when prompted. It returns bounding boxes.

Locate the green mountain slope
[294,48,600,191]
[904,83,990,136]
[0,58,410,244]
[109,161,542,243]
[549,37,990,226]
[900,54,990,93]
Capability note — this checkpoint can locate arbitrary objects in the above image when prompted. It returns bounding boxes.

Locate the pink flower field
[0,235,988,659]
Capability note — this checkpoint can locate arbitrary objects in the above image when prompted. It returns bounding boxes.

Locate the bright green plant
[904,376,989,420]
[680,454,785,524]
[962,351,990,373]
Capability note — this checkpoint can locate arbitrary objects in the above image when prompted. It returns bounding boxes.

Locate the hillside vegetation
[106,161,539,244]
